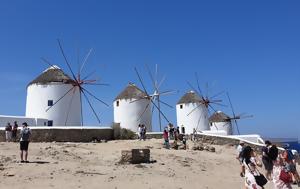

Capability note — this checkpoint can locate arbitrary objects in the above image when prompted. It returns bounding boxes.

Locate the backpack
[286,149,295,161]
[267,145,278,161]
[21,128,31,141]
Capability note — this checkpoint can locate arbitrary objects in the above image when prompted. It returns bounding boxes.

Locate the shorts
[262,157,273,171]
[20,141,29,151]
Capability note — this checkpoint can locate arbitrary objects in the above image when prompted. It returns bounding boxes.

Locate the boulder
[120,149,150,164]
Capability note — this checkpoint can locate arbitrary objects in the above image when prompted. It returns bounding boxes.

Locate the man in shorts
[19,122,31,163]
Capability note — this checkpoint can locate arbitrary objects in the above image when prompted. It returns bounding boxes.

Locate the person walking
[262,140,274,180]
[237,141,245,177]
[19,122,31,163]
[163,127,170,149]
[5,122,12,142]
[12,121,18,142]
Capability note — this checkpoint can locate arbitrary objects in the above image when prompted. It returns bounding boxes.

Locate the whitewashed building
[113,83,152,132]
[209,111,233,135]
[176,91,209,134]
[26,66,81,126]
[0,115,48,127]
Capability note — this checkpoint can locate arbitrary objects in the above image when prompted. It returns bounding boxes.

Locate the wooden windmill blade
[145,64,158,92]
[134,65,175,131]
[57,39,78,82]
[226,92,240,135]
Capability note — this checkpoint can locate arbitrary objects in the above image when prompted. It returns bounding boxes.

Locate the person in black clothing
[261,140,273,180]
[12,121,18,142]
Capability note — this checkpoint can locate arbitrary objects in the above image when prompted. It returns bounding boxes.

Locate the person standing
[163,127,170,149]
[5,122,12,142]
[12,121,18,142]
[262,140,274,180]
[137,124,142,140]
[236,141,245,177]
[20,122,31,163]
[141,124,146,141]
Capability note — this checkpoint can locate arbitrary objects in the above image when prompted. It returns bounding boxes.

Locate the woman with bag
[242,146,268,189]
[272,156,292,189]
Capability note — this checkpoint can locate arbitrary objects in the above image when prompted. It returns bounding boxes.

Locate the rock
[120,149,151,164]
[120,150,132,163]
[204,146,209,151]
[209,147,216,152]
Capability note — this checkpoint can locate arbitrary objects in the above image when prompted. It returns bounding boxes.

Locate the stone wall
[0,128,114,142]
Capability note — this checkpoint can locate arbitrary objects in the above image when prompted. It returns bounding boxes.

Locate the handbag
[246,163,268,187]
[279,169,292,183]
[254,174,268,187]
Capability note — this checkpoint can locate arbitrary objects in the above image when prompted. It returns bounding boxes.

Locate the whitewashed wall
[176,103,209,134]
[114,98,152,132]
[210,121,233,135]
[0,115,48,127]
[26,83,81,126]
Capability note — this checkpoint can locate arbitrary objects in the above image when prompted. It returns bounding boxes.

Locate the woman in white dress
[242,146,265,189]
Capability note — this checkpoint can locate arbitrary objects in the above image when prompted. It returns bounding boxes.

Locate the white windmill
[176,73,224,134]
[113,83,152,132]
[209,92,253,135]
[209,111,233,135]
[26,39,108,126]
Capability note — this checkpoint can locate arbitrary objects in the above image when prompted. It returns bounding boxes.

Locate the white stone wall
[26,83,81,126]
[176,103,209,134]
[210,121,233,135]
[113,98,152,132]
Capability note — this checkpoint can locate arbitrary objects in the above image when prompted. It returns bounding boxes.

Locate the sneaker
[25,161,29,163]
[20,160,25,163]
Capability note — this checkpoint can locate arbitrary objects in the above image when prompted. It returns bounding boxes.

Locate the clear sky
[0,0,299,138]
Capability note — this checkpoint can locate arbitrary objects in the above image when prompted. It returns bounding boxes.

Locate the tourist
[281,145,300,185]
[191,128,197,141]
[20,122,31,163]
[236,141,245,177]
[168,123,174,140]
[12,121,18,142]
[261,140,274,180]
[141,124,146,141]
[163,127,170,149]
[5,122,12,142]
[242,146,266,189]
[137,124,142,140]
[272,156,293,189]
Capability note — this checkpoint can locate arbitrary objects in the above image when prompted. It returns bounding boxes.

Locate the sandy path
[0,139,296,189]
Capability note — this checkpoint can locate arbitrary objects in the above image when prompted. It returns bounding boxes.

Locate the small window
[48,100,53,106]
[48,120,53,126]
[44,122,47,126]
[116,100,120,107]
[180,104,183,109]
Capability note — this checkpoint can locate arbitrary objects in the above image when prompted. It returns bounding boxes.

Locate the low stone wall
[0,127,114,142]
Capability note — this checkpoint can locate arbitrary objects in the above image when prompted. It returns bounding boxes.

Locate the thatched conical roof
[115,83,147,101]
[177,91,203,104]
[209,111,231,123]
[28,65,75,86]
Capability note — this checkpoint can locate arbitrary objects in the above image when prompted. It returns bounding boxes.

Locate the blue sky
[0,0,299,138]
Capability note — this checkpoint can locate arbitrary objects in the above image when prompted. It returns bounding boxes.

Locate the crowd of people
[4,122,32,163]
[236,140,300,189]
[5,121,19,142]
[163,123,187,150]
